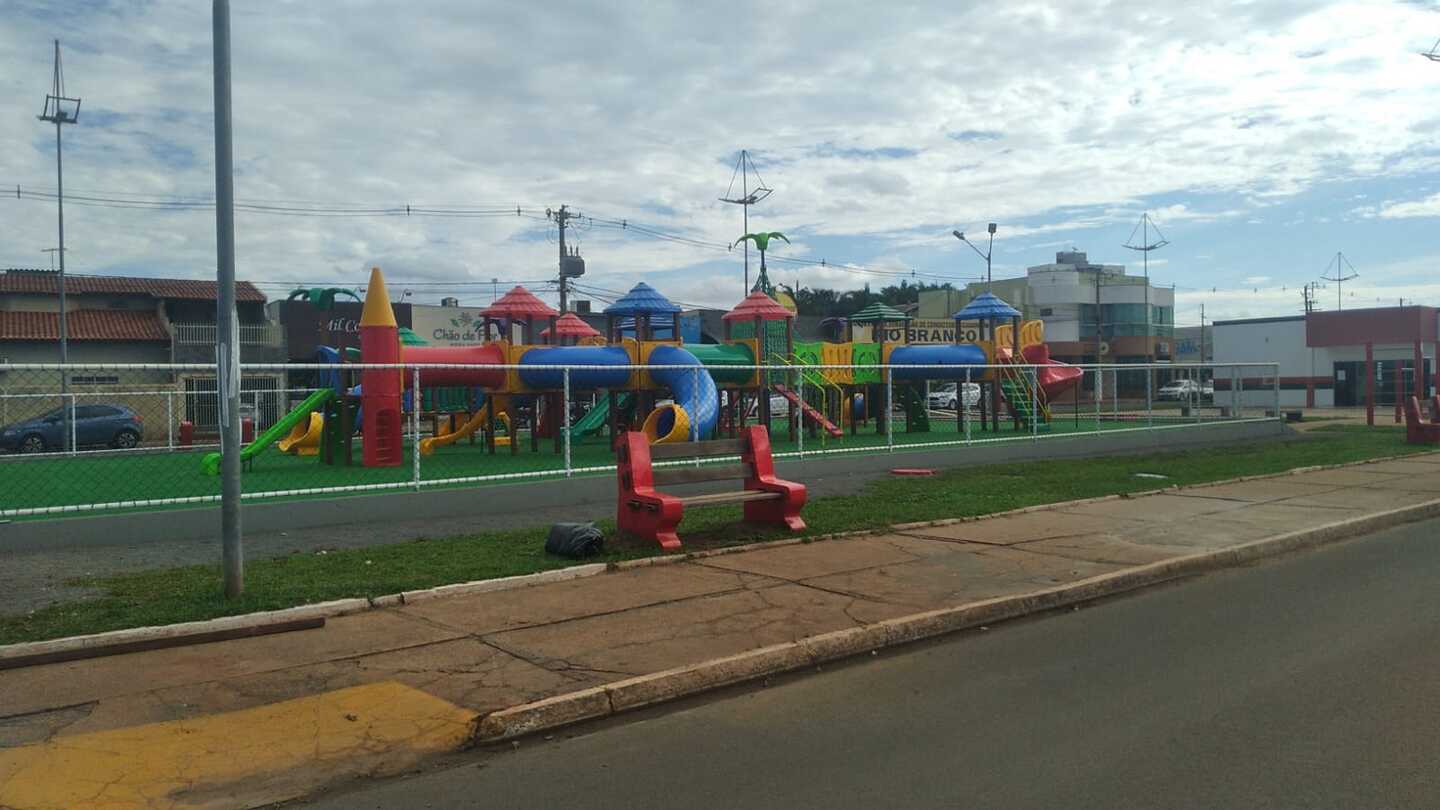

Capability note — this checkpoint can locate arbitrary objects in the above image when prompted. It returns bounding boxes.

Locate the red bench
[616,425,806,550]
[1403,396,1440,445]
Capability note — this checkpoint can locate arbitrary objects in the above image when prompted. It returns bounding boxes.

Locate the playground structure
[203,267,1085,475]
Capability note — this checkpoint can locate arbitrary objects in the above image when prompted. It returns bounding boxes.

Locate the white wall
[1213,319,1312,376]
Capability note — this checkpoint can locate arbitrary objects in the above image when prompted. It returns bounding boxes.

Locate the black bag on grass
[545,522,604,558]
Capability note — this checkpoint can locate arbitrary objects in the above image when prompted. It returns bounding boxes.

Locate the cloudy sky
[3,0,1440,326]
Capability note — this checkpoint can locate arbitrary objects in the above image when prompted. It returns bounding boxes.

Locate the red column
[1365,343,1374,427]
[1416,340,1425,400]
[1306,382,1315,409]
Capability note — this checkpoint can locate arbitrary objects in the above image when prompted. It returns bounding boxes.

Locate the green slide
[566,392,631,441]
[201,388,335,475]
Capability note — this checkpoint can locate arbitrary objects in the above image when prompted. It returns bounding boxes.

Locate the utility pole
[548,205,583,313]
[719,150,772,295]
[213,0,244,598]
[38,38,80,453]
[1320,252,1358,312]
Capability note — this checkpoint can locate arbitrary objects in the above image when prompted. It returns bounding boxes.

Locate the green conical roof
[849,302,911,323]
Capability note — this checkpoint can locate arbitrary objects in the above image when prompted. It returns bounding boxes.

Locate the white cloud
[2,0,1440,310]
[1366,192,1440,219]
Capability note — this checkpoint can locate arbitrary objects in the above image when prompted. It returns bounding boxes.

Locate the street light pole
[213,0,244,598]
[953,223,998,288]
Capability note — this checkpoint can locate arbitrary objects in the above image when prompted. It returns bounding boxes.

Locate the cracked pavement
[1,452,1437,808]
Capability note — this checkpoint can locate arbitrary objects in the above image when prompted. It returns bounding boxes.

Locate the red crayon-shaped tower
[359,266,404,467]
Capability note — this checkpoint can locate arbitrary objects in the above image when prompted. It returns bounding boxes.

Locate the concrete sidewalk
[2,452,1438,809]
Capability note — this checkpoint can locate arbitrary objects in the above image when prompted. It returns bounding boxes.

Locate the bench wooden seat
[616,426,806,550]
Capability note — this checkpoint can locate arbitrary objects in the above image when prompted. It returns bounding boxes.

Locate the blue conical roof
[953,291,1020,320]
[603,282,682,316]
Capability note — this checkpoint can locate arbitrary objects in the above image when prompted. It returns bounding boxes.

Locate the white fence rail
[0,361,1281,518]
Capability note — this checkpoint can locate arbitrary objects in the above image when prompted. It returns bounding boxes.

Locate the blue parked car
[0,404,144,453]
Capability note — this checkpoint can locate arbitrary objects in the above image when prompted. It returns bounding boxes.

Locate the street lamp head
[953,230,964,241]
[987,222,997,235]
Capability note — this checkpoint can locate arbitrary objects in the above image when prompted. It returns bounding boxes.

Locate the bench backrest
[618,430,779,491]
[1404,396,1423,427]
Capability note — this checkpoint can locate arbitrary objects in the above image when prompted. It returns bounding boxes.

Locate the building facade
[919,250,1175,391]
[1212,307,1437,409]
[0,268,285,434]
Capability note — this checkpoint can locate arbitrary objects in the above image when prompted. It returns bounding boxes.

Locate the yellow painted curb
[0,681,476,810]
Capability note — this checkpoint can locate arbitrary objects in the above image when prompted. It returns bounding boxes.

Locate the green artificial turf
[0,411,1215,518]
[0,424,1425,645]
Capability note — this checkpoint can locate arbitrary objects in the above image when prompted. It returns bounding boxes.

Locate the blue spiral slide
[516,344,717,443]
[641,345,718,443]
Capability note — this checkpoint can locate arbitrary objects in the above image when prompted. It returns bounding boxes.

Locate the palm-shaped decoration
[734,231,789,295]
[287,287,362,310]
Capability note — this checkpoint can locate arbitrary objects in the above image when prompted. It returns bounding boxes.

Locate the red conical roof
[723,291,795,322]
[539,312,603,339]
[479,285,558,319]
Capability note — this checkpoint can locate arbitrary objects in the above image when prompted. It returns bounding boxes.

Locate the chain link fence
[0,361,1280,519]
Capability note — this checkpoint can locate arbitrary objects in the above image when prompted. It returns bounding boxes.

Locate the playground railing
[0,360,1282,520]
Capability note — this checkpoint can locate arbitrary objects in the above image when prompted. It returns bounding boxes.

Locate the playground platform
[2,450,1437,808]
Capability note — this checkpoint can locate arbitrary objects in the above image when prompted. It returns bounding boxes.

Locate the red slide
[1020,344,1083,400]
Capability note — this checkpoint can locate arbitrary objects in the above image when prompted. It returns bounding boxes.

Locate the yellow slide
[419,403,511,456]
[277,411,324,456]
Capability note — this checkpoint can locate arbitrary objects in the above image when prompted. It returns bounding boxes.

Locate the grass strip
[0,424,1424,645]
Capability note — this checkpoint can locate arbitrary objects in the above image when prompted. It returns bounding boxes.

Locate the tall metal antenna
[719,150,772,295]
[38,39,80,454]
[1320,252,1358,312]
[1123,212,1169,371]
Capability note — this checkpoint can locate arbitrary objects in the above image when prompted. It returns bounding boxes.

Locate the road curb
[472,494,1440,743]
[0,598,370,668]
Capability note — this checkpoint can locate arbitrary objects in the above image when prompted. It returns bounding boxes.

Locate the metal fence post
[68,392,77,456]
[563,367,572,477]
[1238,369,1245,420]
[964,368,972,444]
[1273,364,1281,420]
[797,370,805,458]
[885,367,894,451]
[1145,363,1153,429]
[167,390,175,450]
[1112,367,1119,424]
[1094,364,1102,434]
[411,366,421,491]
[1194,368,1201,423]
[1030,364,1037,442]
[691,365,699,445]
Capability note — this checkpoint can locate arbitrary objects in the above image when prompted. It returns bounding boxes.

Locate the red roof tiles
[0,310,171,341]
[539,312,603,340]
[479,286,558,320]
[722,291,794,322]
[0,270,266,302]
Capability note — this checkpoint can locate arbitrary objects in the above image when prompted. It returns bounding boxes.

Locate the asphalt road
[298,516,1440,810]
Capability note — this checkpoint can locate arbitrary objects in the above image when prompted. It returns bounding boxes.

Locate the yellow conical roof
[359,266,397,328]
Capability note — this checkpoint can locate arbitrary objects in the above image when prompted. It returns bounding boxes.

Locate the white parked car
[1157,379,1202,401]
[927,382,982,410]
